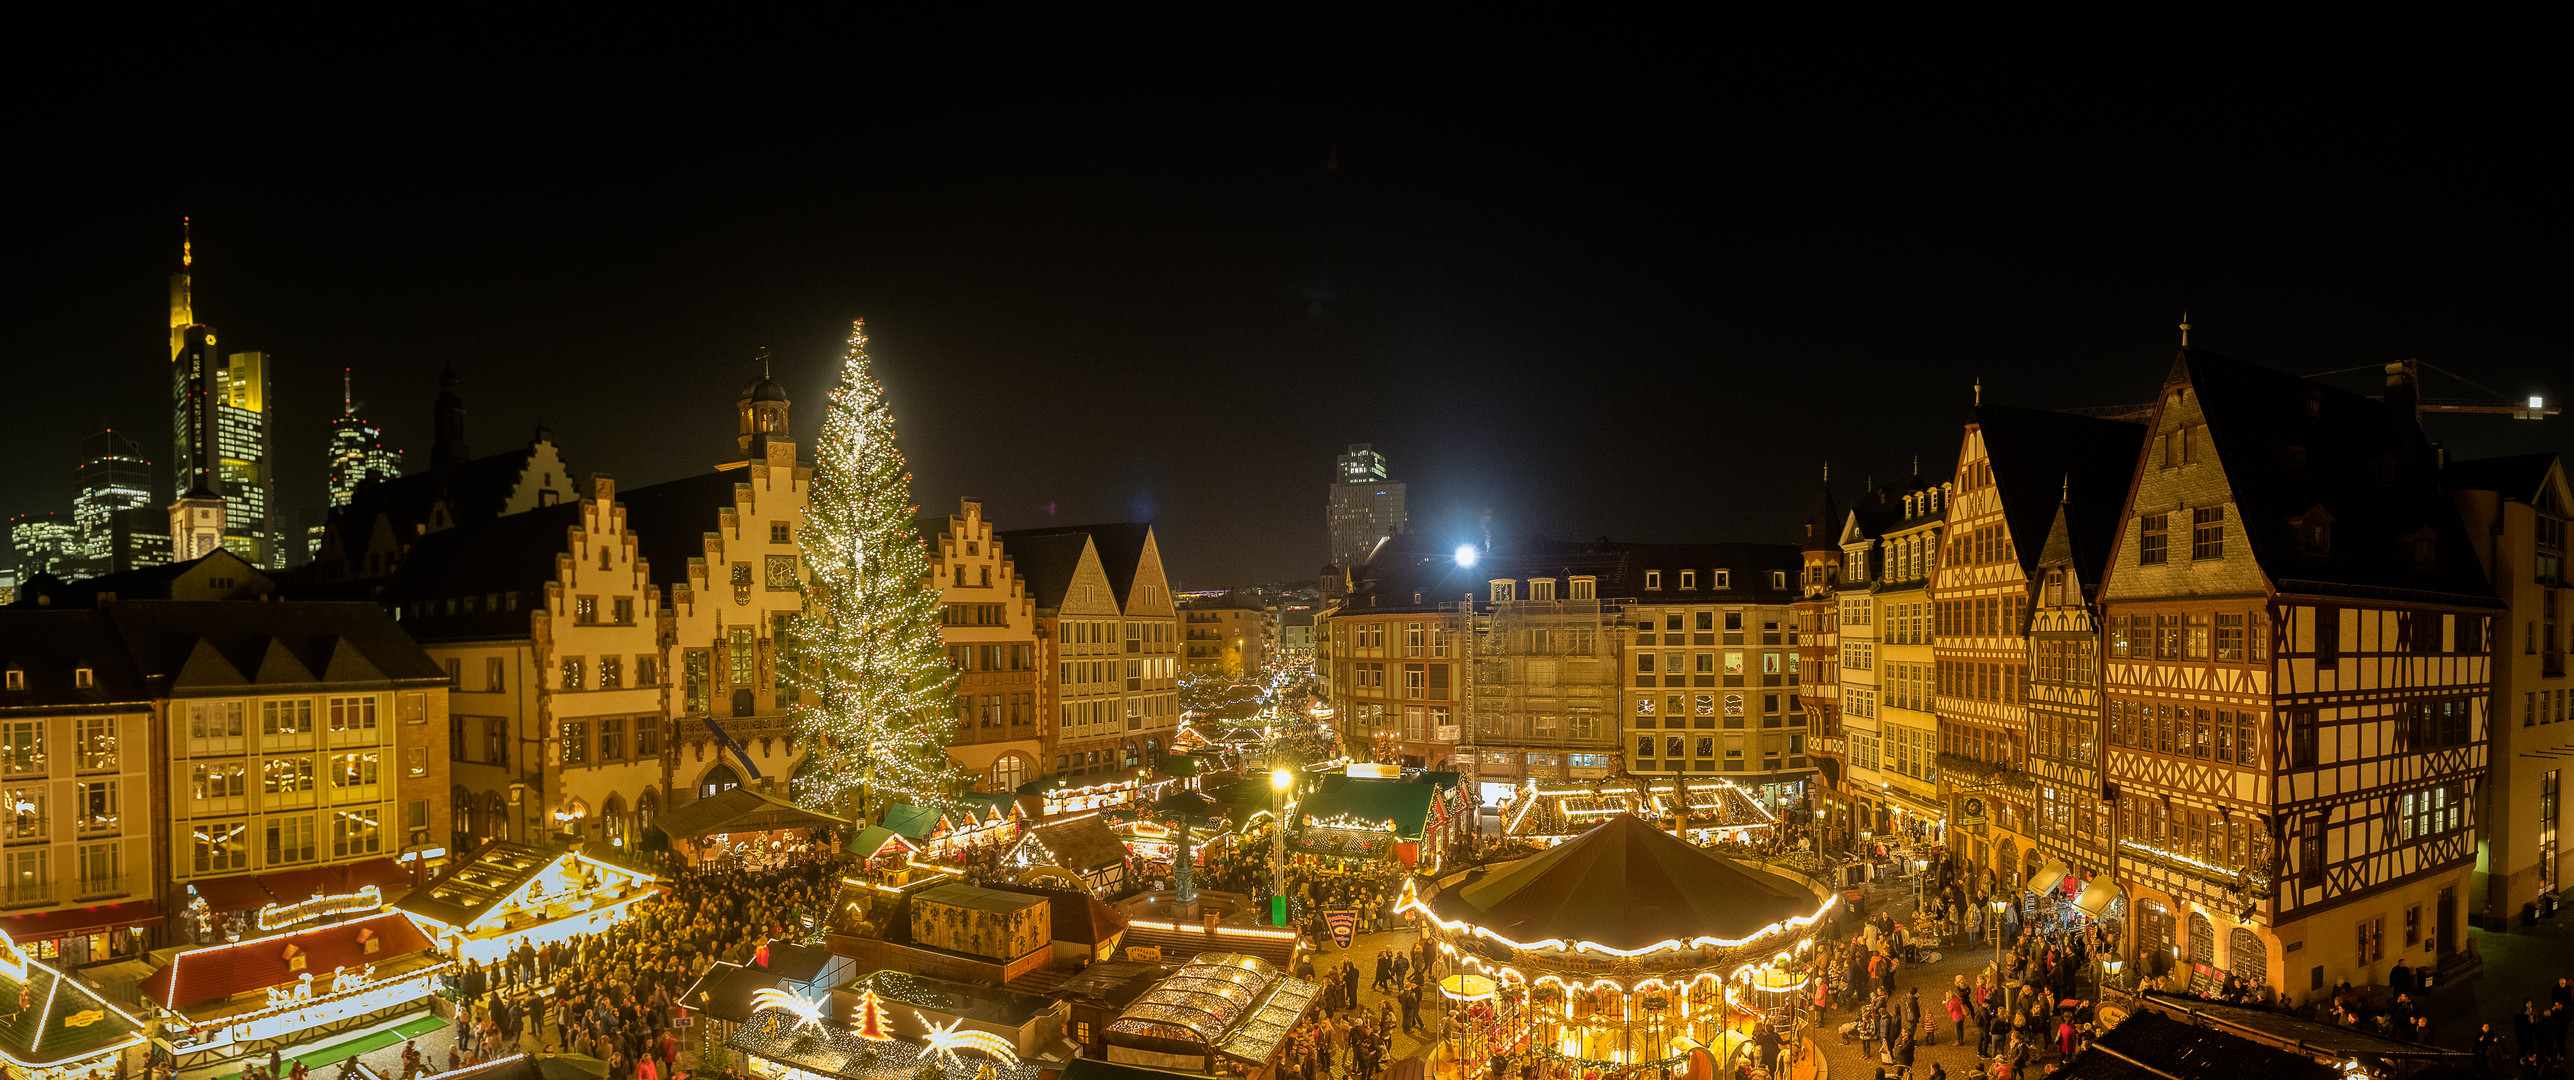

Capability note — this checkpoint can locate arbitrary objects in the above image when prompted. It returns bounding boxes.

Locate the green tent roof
[850,826,917,859]
[878,803,946,840]
[1296,778,1442,840]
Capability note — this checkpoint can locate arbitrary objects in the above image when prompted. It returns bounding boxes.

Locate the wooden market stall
[1501,780,1775,846]
[653,786,852,867]
[1001,812,1132,895]
[393,840,659,965]
[1,930,148,1080]
[1289,774,1459,875]
[142,912,439,1068]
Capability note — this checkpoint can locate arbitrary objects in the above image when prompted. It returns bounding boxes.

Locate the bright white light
[1454,544,1479,567]
[2534,395,2547,409]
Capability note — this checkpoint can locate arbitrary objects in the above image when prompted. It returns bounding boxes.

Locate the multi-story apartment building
[1327,444,1408,574]
[0,611,157,966]
[998,524,1181,781]
[2097,351,2494,995]
[135,600,452,942]
[1934,408,2145,894]
[1318,588,1466,772]
[2026,482,2119,912]
[1873,481,1949,847]
[927,500,1044,793]
[1797,479,1849,845]
[1616,544,1809,805]
[1181,596,1271,677]
[2447,452,2570,925]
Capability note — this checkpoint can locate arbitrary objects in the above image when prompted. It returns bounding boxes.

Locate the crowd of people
[1276,936,1447,1080]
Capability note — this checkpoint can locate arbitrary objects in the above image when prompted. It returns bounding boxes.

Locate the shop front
[0,900,160,968]
[142,911,440,1068]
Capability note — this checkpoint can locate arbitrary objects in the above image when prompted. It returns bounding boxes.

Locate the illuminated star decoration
[750,989,829,1034]
[915,1011,1021,1069]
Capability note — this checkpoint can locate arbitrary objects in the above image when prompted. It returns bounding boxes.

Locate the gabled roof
[0,610,151,708]
[0,938,147,1065]
[2444,452,2561,502]
[2167,348,2496,604]
[1975,405,2148,576]
[992,530,1095,609]
[376,502,583,640]
[1297,777,1444,839]
[142,912,432,1009]
[878,803,949,841]
[655,786,851,840]
[1017,813,1129,873]
[396,841,562,928]
[996,523,1153,606]
[679,961,783,1024]
[1601,542,1802,601]
[1436,813,1818,949]
[104,600,445,690]
[615,470,746,587]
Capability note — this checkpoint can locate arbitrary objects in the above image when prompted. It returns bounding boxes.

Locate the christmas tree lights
[789,320,964,819]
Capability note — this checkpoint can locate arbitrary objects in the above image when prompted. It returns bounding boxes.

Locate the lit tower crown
[327,368,405,509]
[169,217,193,361]
[738,351,793,457]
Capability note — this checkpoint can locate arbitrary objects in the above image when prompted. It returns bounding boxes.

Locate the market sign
[259,886,384,931]
[229,964,449,1042]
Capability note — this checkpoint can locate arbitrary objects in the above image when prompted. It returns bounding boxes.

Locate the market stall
[1290,774,1459,874]
[1101,952,1320,1077]
[726,982,1045,1080]
[394,841,659,965]
[1000,812,1131,896]
[0,930,148,1080]
[653,787,852,868]
[141,912,439,1068]
[1503,781,1775,846]
[1400,814,1833,1079]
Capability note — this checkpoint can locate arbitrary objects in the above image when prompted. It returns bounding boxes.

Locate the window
[0,723,42,775]
[638,655,658,687]
[1771,570,1787,590]
[2314,607,2340,663]
[1644,571,1661,590]
[770,521,791,544]
[193,821,249,874]
[2356,915,2384,965]
[329,696,378,733]
[2165,426,2195,468]
[263,756,315,801]
[1679,571,1696,590]
[407,746,428,777]
[333,809,382,858]
[1569,577,1595,600]
[486,657,507,692]
[637,715,660,757]
[562,658,585,690]
[263,699,315,737]
[2139,514,2169,565]
[77,842,120,897]
[265,814,318,865]
[329,752,380,790]
[71,780,116,834]
[2184,614,2211,660]
[684,651,710,713]
[2192,506,2227,560]
[2216,614,2245,661]
[562,720,588,765]
[192,762,246,801]
[2289,710,2318,768]
[75,717,116,771]
[0,672,15,691]
[575,596,597,624]
[598,656,623,689]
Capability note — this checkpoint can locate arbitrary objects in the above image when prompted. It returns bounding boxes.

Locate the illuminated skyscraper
[1326,443,1408,572]
[328,368,405,508]
[9,514,78,580]
[167,222,279,567]
[72,428,168,576]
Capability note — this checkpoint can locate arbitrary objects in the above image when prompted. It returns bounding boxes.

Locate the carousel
[1400,814,1833,1079]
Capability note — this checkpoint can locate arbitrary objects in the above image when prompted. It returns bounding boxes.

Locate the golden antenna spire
[182,216,192,267]
[2179,311,2191,347]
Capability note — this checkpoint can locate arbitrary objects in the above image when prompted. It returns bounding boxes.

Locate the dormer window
[2,671,19,691]
[74,668,94,689]
[1530,578,1557,601]
[1569,576,1596,600]
[2403,525,2439,573]
[1644,571,1662,590]
[2291,506,2335,558]
[1714,569,1731,589]
[1771,570,1787,590]
[1678,571,1696,590]
[1490,580,1516,603]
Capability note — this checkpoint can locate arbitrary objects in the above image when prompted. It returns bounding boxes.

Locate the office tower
[328,368,405,508]
[166,226,277,567]
[9,514,79,580]
[72,428,169,577]
[1327,443,1408,572]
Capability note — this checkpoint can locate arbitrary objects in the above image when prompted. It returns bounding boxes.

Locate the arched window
[701,764,741,799]
[2187,912,2219,993]
[485,792,510,843]
[453,785,475,841]
[2227,926,2267,990]
[603,794,628,845]
[992,754,1027,794]
[637,788,659,825]
[1145,738,1161,770]
[1123,741,1140,768]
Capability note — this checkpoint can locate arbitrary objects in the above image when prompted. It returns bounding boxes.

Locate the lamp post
[1270,768,1294,927]
[1989,898,2010,970]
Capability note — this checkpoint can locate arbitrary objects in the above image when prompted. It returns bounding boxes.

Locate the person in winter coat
[1946,988,1968,1047]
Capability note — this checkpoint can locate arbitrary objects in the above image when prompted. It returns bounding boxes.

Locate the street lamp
[1989,898,2010,970]
[1270,768,1294,928]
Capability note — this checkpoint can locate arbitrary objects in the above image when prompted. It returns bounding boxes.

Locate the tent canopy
[1297,777,1442,839]
[1437,813,1817,949]
[656,786,851,840]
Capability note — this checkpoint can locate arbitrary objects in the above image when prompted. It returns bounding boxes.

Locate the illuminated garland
[258,887,384,931]
[787,319,964,817]
[1398,877,1836,957]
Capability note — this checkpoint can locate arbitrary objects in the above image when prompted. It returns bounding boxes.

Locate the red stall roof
[0,900,160,942]
[142,912,433,1009]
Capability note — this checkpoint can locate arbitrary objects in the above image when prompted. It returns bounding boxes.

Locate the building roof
[850,969,1062,1027]
[1,946,146,1066]
[141,912,433,1009]
[103,600,446,691]
[615,469,745,587]
[2444,452,2561,501]
[2136,990,2473,1061]
[2054,1010,2340,1080]
[657,786,851,840]
[996,523,1154,607]
[8,548,273,610]
[1976,404,2148,576]
[1017,813,1130,873]
[2171,348,2497,605]
[0,609,151,709]
[979,882,1129,945]
[1434,813,1818,950]
[680,961,784,1024]
[377,502,583,640]
[1049,960,1170,1009]
[1600,542,1802,601]
[1297,776,1445,840]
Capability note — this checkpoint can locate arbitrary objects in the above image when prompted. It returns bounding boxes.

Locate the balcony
[0,815,45,845]
[74,874,134,902]
[2,879,54,909]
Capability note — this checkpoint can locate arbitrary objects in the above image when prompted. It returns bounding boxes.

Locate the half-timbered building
[2097,350,2497,997]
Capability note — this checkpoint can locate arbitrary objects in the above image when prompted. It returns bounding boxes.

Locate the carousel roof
[1438,814,1818,950]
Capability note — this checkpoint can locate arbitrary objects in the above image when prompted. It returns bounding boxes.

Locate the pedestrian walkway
[178,1013,448,1080]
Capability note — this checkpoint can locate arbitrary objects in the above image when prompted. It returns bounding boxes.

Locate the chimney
[2383,359,2422,427]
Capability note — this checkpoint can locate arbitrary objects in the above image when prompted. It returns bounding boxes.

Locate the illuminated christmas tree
[791,320,963,818]
[850,984,894,1041]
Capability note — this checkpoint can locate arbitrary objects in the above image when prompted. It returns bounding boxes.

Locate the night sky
[12,25,2567,586]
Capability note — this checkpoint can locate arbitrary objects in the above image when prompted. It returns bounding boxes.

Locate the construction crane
[2312,357,2559,419]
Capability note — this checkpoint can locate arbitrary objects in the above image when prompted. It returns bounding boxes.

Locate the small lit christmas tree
[791,320,964,819]
[851,984,894,1041]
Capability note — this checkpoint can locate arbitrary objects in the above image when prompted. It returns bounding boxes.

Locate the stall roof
[850,970,1062,1027]
[1297,778,1440,839]
[756,942,833,985]
[1051,961,1171,1010]
[0,947,147,1068]
[1058,1059,1216,1080]
[2054,1011,2339,1080]
[1435,813,1818,950]
[878,803,947,841]
[657,786,852,840]
[849,826,919,860]
[1105,952,1318,1065]
[680,961,784,1024]
[395,842,562,928]
[1017,813,1129,873]
[980,882,1129,945]
[142,912,433,1008]
[2139,991,2475,1060]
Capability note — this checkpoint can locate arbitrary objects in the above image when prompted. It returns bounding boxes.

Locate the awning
[185,874,273,911]
[2073,877,2125,917]
[2027,858,2070,896]
[0,900,160,941]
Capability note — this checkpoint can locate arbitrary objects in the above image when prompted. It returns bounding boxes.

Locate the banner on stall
[1325,910,1358,949]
